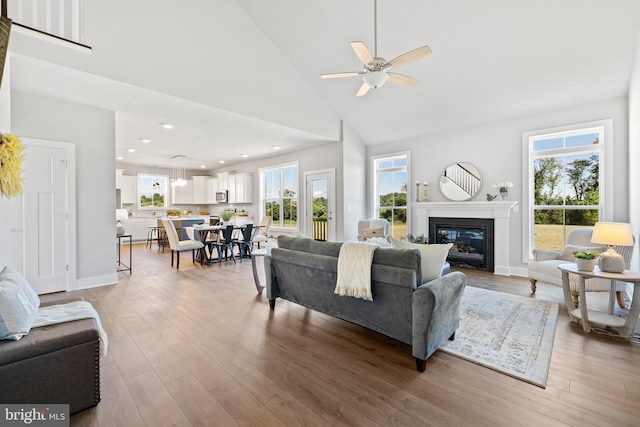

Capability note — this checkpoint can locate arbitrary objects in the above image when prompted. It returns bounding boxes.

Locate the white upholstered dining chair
[252,216,272,249]
[161,219,204,269]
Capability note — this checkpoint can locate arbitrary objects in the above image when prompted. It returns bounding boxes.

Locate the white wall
[11,92,117,288]
[368,97,629,274]
[0,55,11,267]
[342,122,367,241]
[628,30,640,271]
[213,141,344,238]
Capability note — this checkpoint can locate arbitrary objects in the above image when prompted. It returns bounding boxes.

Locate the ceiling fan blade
[387,45,432,70]
[320,72,360,79]
[356,82,371,97]
[351,41,374,66]
[388,73,419,87]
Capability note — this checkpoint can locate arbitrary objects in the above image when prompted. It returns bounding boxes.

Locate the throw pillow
[557,244,606,262]
[389,237,453,282]
[0,266,40,340]
[362,227,385,239]
[366,236,391,247]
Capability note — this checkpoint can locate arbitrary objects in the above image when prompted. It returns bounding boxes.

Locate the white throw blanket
[32,301,109,358]
[334,242,377,301]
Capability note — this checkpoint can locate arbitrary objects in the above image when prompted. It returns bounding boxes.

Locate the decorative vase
[575,258,595,271]
[499,189,508,200]
[116,221,125,236]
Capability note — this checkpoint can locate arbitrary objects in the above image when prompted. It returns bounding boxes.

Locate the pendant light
[171,155,187,188]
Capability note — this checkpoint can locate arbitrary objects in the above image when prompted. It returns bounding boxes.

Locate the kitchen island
[158,216,210,239]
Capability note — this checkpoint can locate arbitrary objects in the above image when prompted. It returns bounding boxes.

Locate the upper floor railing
[3,0,87,48]
[442,162,482,198]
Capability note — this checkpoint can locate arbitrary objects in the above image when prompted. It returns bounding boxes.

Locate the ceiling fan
[320,0,432,96]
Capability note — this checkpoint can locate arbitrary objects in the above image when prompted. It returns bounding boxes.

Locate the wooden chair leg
[616,291,626,308]
[171,250,174,267]
[529,279,537,293]
[176,251,180,269]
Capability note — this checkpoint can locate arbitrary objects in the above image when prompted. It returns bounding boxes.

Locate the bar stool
[157,229,168,252]
[146,226,160,249]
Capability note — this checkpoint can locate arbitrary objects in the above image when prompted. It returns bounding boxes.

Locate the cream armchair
[356,218,390,241]
[528,228,634,308]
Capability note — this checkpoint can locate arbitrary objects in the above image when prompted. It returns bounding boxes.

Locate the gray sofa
[265,236,467,371]
[0,299,101,414]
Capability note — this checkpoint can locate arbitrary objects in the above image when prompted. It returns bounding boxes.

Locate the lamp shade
[116,209,129,222]
[591,222,633,247]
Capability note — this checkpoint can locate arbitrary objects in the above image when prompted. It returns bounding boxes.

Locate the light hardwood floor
[49,243,640,427]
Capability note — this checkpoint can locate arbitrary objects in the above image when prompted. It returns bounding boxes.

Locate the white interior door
[9,141,70,294]
[305,169,336,241]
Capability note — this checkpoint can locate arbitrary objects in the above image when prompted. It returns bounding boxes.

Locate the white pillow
[0,266,41,340]
[389,237,453,282]
[362,227,385,239]
[366,236,391,247]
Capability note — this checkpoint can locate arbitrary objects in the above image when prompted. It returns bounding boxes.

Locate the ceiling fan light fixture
[364,71,388,89]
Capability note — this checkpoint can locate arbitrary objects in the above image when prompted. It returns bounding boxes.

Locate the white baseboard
[75,273,119,290]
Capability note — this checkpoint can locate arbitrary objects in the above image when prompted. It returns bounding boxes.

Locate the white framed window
[522,119,612,262]
[260,162,299,230]
[137,173,169,210]
[372,152,409,239]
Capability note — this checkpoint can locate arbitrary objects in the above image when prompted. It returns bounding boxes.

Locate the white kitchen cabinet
[115,169,124,188]
[216,172,229,191]
[206,178,218,204]
[192,176,211,204]
[122,218,146,242]
[228,173,253,204]
[121,175,137,205]
[172,180,194,204]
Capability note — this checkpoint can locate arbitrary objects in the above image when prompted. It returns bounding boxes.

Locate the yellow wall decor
[0,133,24,198]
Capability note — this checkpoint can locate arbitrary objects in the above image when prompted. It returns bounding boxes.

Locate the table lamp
[590,222,633,273]
[116,209,129,236]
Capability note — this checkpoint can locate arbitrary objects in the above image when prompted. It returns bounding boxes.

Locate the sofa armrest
[532,249,562,262]
[411,271,466,366]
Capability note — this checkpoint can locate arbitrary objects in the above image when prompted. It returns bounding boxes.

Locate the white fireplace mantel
[412,201,518,275]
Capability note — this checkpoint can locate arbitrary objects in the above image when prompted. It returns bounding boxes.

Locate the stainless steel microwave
[215,190,228,202]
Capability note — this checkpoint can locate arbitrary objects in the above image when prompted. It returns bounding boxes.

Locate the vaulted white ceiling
[8,0,640,169]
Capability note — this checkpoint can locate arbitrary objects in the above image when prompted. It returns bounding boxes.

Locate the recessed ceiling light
[127,148,136,153]
[273,145,281,150]
[241,154,248,158]
[200,165,206,169]
[140,138,151,143]
[219,160,225,164]
[161,123,174,130]
[116,156,124,160]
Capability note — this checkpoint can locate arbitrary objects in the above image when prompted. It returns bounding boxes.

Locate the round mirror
[439,162,482,201]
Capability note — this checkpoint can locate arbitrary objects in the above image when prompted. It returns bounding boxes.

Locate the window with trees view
[525,124,606,254]
[261,164,298,229]
[374,154,408,239]
[137,174,168,209]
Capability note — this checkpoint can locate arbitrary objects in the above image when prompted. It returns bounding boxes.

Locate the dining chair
[253,216,272,249]
[211,225,236,264]
[235,223,254,262]
[161,219,204,269]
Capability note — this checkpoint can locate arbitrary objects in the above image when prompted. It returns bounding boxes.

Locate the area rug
[439,286,559,388]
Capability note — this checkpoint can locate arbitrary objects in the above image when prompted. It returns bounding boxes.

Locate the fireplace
[412,201,516,275]
[429,217,495,272]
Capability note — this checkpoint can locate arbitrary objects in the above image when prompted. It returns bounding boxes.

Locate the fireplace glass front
[429,217,494,272]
